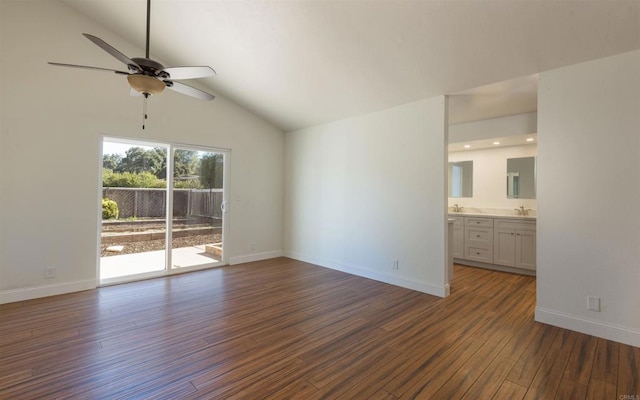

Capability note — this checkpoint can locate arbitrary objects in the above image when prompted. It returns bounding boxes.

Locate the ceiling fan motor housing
[130,57,167,77]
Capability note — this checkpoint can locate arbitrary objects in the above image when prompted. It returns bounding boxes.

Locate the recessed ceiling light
[464,144,471,149]
[493,141,500,145]
[526,138,535,142]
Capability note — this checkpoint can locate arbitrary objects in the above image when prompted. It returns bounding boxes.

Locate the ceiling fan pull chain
[142,96,148,130]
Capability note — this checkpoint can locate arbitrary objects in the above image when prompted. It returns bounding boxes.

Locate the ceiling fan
[49,0,216,110]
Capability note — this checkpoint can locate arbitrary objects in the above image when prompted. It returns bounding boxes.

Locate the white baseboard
[285,251,447,298]
[229,250,284,265]
[535,307,640,348]
[0,279,96,304]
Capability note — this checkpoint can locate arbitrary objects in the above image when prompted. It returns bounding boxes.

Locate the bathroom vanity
[449,213,536,275]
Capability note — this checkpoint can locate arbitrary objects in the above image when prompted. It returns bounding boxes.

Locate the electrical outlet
[587,296,601,312]
[44,266,56,279]
[250,241,256,250]
[392,259,399,270]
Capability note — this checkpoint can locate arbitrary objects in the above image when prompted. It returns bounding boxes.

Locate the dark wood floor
[0,258,638,399]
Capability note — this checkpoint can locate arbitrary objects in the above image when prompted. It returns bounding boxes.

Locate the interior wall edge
[535,307,640,348]
[0,279,96,305]
[228,250,284,265]
[284,251,448,298]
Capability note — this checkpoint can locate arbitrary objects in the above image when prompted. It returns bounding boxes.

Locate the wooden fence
[103,188,223,219]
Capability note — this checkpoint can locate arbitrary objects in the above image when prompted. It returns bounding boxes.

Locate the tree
[119,147,165,176]
[199,153,224,189]
[153,147,168,179]
[103,154,122,171]
[173,149,199,178]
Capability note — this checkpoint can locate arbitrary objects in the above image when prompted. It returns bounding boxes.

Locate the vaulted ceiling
[61,0,640,132]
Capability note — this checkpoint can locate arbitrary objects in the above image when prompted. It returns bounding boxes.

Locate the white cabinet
[464,217,494,264]
[515,229,536,270]
[494,229,516,266]
[450,214,536,273]
[493,219,536,270]
[450,216,464,259]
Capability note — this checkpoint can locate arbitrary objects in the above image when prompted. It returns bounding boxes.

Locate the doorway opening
[99,137,229,285]
[446,74,539,292]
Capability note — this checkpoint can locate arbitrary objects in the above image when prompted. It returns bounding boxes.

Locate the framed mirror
[448,161,473,198]
[507,157,536,199]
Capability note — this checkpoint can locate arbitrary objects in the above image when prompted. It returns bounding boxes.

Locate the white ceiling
[448,133,537,152]
[61,0,640,132]
[448,74,538,125]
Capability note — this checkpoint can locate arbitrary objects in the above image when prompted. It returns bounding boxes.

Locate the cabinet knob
[476,234,480,238]
[476,252,480,255]
[511,233,514,235]
[476,221,480,224]
[517,233,520,236]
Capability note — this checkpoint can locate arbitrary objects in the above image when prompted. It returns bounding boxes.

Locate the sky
[102,140,219,158]
[102,141,159,156]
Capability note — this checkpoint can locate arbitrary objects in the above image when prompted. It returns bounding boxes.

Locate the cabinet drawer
[464,217,494,228]
[465,226,492,243]
[494,219,536,231]
[465,245,493,263]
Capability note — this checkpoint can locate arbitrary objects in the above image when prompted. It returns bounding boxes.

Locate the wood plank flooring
[0,257,638,399]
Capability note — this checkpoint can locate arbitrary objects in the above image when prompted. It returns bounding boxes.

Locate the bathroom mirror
[507,157,536,199]
[448,161,473,198]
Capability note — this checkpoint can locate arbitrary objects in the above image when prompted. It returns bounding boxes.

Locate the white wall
[448,145,537,211]
[284,97,449,296]
[0,1,285,303]
[536,50,640,347]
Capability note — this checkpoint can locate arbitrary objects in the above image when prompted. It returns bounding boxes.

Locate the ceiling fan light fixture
[127,74,165,96]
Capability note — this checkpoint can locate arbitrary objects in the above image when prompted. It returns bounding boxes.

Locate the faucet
[452,204,463,213]
[514,206,528,216]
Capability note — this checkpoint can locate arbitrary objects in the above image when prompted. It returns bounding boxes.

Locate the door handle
[221,200,227,213]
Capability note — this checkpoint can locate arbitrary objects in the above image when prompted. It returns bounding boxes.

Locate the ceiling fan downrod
[145,0,151,59]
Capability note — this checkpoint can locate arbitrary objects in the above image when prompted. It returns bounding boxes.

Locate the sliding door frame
[97,135,230,286]
[166,143,230,273]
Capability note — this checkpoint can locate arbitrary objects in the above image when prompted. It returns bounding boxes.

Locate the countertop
[448,212,536,221]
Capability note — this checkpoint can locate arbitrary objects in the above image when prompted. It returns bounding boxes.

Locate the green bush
[174,179,203,189]
[102,198,119,219]
[102,169,166,188]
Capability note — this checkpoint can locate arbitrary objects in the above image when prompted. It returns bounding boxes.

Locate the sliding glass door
[99,137,228,285]
[170,147,226,270]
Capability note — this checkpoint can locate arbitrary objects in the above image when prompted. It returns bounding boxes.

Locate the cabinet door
[452,226,464,258]
[494,229,516,267]
[516,230,536,270]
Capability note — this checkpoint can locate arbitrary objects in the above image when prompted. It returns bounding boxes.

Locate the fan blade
[83,33,140,70]
[165,81,215,101]
[162,66,216,80]
[48,62,129,75]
